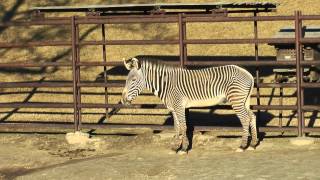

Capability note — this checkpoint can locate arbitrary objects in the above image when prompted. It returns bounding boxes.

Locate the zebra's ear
[123,57,141,70]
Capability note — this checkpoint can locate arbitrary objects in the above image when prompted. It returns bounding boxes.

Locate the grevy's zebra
[121,57,258,153]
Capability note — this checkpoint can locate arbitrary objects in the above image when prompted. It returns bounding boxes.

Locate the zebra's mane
[137,57,181,70]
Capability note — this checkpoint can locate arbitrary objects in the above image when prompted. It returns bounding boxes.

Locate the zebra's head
[121,57,145,105]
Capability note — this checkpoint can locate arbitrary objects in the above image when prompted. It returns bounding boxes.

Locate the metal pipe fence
[0,10,319,135]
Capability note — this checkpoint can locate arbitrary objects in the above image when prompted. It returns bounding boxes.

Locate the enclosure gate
[0,5,320,136]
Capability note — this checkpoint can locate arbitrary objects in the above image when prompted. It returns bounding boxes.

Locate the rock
[65,131,90,147]
[290,137,315,146]
[65,131,103,149]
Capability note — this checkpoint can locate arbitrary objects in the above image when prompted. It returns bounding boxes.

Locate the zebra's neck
[141,60,170,99]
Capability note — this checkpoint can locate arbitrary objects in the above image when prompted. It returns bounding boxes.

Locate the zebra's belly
[185,95,226,108]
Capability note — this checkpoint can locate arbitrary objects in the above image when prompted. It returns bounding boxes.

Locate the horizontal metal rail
[185,60,296,66]
[0,38,298,48]
[1,14,319,28]
[0,62,72,67]
[1,81,314,89]
[79,40,179,45]
[0,18,70,27]
[0,102,300,110]
[184,38,295,44]
[1,60,320,68]
[0,41,71,48]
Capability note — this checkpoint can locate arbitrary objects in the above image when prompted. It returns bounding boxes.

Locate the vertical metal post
[178,13,184,67]
[182,14,187,66]
[178,13,190,127]
[253,11,261,125]
[279,86,283,129]
[298,11,305,135]
[295,11,303,137]
[71,16,79,132]
[102,24,109,120]
[75,21,82,130]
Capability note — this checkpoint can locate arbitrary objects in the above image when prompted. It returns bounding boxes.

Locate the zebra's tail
[237,67,254,110]
[245,76,254,110]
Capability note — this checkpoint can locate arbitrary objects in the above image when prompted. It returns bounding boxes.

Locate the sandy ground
[1,130,320,180]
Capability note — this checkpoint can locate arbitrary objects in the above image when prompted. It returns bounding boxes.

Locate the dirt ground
[1,130,320,180]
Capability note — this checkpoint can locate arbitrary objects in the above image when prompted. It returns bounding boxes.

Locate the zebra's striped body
[122,58,258,153]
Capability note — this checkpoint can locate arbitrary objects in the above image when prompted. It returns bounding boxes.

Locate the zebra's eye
[131,78,137,82]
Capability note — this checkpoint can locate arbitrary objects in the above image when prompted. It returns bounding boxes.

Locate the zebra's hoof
[177,150,188,155]
[171,137,182,152]
[235,148,245,152]
[247,146,256,151]
[171,144,181,152]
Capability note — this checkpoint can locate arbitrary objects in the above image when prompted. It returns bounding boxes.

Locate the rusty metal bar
[178,14,184,67]
[76,60,302,67]
[300,38,320,43]
[0,18,70,26]
[0,41,71,48]
[0,102,300,111]
[75,22,82,130]
[76,16,178,24]
[298,12,305,135]
[78,60,296,67]
[183,14,187,67]
[77,61,122,66]
[184,15,295,22]
[79,40,179,46]
[0,14,317,28]
[0,81,301,88]
[0,62,71,67]
[301,61,320,66]
[0,38,300,49]
[81,14,179,19]
[0,14,300,28]
[184,38,295,44]
[301,83,320,88]
[101,23,109,121]
[257,83,296,88]
[0,103,74,108]
[0,82,73,88]
[303,105,320,111]
[77,82,124,87]
[295,11,303,137]
[299,15,320,20]
[185,60,296,66]
[253,11,261,125]
[71,16,79,132]
[77,104,298,110]
[279,85,283,130]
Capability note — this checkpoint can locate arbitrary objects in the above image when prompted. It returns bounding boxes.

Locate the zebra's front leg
[171,110,189,153]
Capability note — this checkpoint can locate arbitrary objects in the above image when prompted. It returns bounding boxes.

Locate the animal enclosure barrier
[0,3,320,136]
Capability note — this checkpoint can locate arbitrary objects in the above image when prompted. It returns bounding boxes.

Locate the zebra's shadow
[163,110,274,150]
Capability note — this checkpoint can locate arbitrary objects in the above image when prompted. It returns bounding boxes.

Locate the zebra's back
[174,65,253,108]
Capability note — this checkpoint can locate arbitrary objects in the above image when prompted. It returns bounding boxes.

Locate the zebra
[121,57,258,153]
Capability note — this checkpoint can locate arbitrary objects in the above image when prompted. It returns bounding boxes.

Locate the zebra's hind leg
[171,110,189,153]
[248,110,258,150]
[231,105,251,152]
[170,111,181,151]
